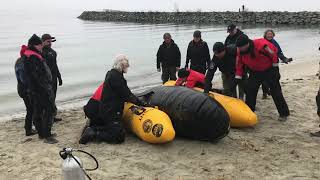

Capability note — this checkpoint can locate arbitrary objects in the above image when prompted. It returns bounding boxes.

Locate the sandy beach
[1,58,320,180]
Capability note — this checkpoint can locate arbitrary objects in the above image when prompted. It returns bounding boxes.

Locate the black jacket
[24,47,53,95]
[42,46,61,84]
[156,40,181,69]
[101,69,142,116]
[186,39,210,68]
[204,47,237,93]
[224,29,244,48]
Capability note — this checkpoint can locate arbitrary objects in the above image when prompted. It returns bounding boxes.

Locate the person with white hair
[79,54,146,144]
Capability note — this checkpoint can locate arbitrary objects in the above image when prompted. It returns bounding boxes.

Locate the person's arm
[185,43,191,68]
[55,53,62,85]
[109,73,143,105]
[204,42,211,68]
[176,44,181,68]
[264,45,278,66]
[272,39,284,57]
[175,78,183,86]
[204,62,217,93]
[156,46,162,70]
[235,51,244,79]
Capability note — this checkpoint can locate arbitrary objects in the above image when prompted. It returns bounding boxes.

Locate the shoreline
[1,58,320,179]
[78,10,320,25]
[1,57,318,123]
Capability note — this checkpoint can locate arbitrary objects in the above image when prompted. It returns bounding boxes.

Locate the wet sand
[1,59,320,180]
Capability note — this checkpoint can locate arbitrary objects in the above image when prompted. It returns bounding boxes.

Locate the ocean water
[0,9,319,120]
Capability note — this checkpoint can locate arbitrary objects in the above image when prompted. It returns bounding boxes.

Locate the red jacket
[176,69,205,88]
[235,38,278,79]
[20,45,44,60]
[91,83,103,101]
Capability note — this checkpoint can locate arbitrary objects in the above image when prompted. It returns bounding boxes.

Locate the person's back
[176,68,205,88]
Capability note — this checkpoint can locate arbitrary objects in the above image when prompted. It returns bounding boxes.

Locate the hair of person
[163,33,171,39]
[263,29,275,39]
[113,54,129,72]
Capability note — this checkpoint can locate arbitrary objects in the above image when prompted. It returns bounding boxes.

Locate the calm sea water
[0,9,319,119]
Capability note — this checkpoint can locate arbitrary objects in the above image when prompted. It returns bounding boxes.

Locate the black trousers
[83,99,125,143]
[23,95,33,133]
[161,66,177,84]
[190,65,206,74]
[32,94,54,138]
[245,68,290,117]
[52,79,58,116]
[262,82,270,95]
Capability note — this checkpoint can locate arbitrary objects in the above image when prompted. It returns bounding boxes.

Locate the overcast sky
[2,0,320,12]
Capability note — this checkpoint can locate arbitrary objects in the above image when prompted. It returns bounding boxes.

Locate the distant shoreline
[78,10,320,25]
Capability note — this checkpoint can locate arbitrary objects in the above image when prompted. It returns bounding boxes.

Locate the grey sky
[2,0,320,12]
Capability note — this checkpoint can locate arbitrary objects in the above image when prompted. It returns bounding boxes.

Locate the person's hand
[157,68,161,72]
[58,78,63,86]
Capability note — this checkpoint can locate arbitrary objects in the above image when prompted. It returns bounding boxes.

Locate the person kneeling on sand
[79,55,147,144]
[175,68,205,88]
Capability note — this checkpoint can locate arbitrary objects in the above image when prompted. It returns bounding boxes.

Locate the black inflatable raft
[138,86,230,141]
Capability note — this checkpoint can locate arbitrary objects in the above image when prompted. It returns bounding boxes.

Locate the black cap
[227,24,236,33]
[41,34,56,42]
[178,68,190,78]
[212,42,225,53]
[28,34,42,46]
[236,34,250,47]
[193,30,201,38]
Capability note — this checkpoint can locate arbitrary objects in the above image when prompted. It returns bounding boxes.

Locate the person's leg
[245,72,262,111]
[266,71,290,118]
[23,95,36,136]
[31,95,43,137]
[222,74,236,97]
[161,66,170,84]
[261,82,270,99]
[169,66,177,81]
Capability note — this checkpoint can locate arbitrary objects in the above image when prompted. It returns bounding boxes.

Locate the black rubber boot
[26,129,37,136]
[44,136,59,144]
[79,127,96,144]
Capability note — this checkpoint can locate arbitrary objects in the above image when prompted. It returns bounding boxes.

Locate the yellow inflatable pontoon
[122,102,175,143]
[164,81,258,128]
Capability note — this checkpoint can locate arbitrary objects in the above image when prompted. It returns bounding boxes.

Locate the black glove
[58,78,63,86]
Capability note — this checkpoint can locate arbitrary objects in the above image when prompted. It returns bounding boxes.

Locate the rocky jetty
[78,10,320,25]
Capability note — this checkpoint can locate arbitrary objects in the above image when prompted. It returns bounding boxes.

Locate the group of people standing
[15,34,62,144]
[156,24,292,121]
[16,24,293,145]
